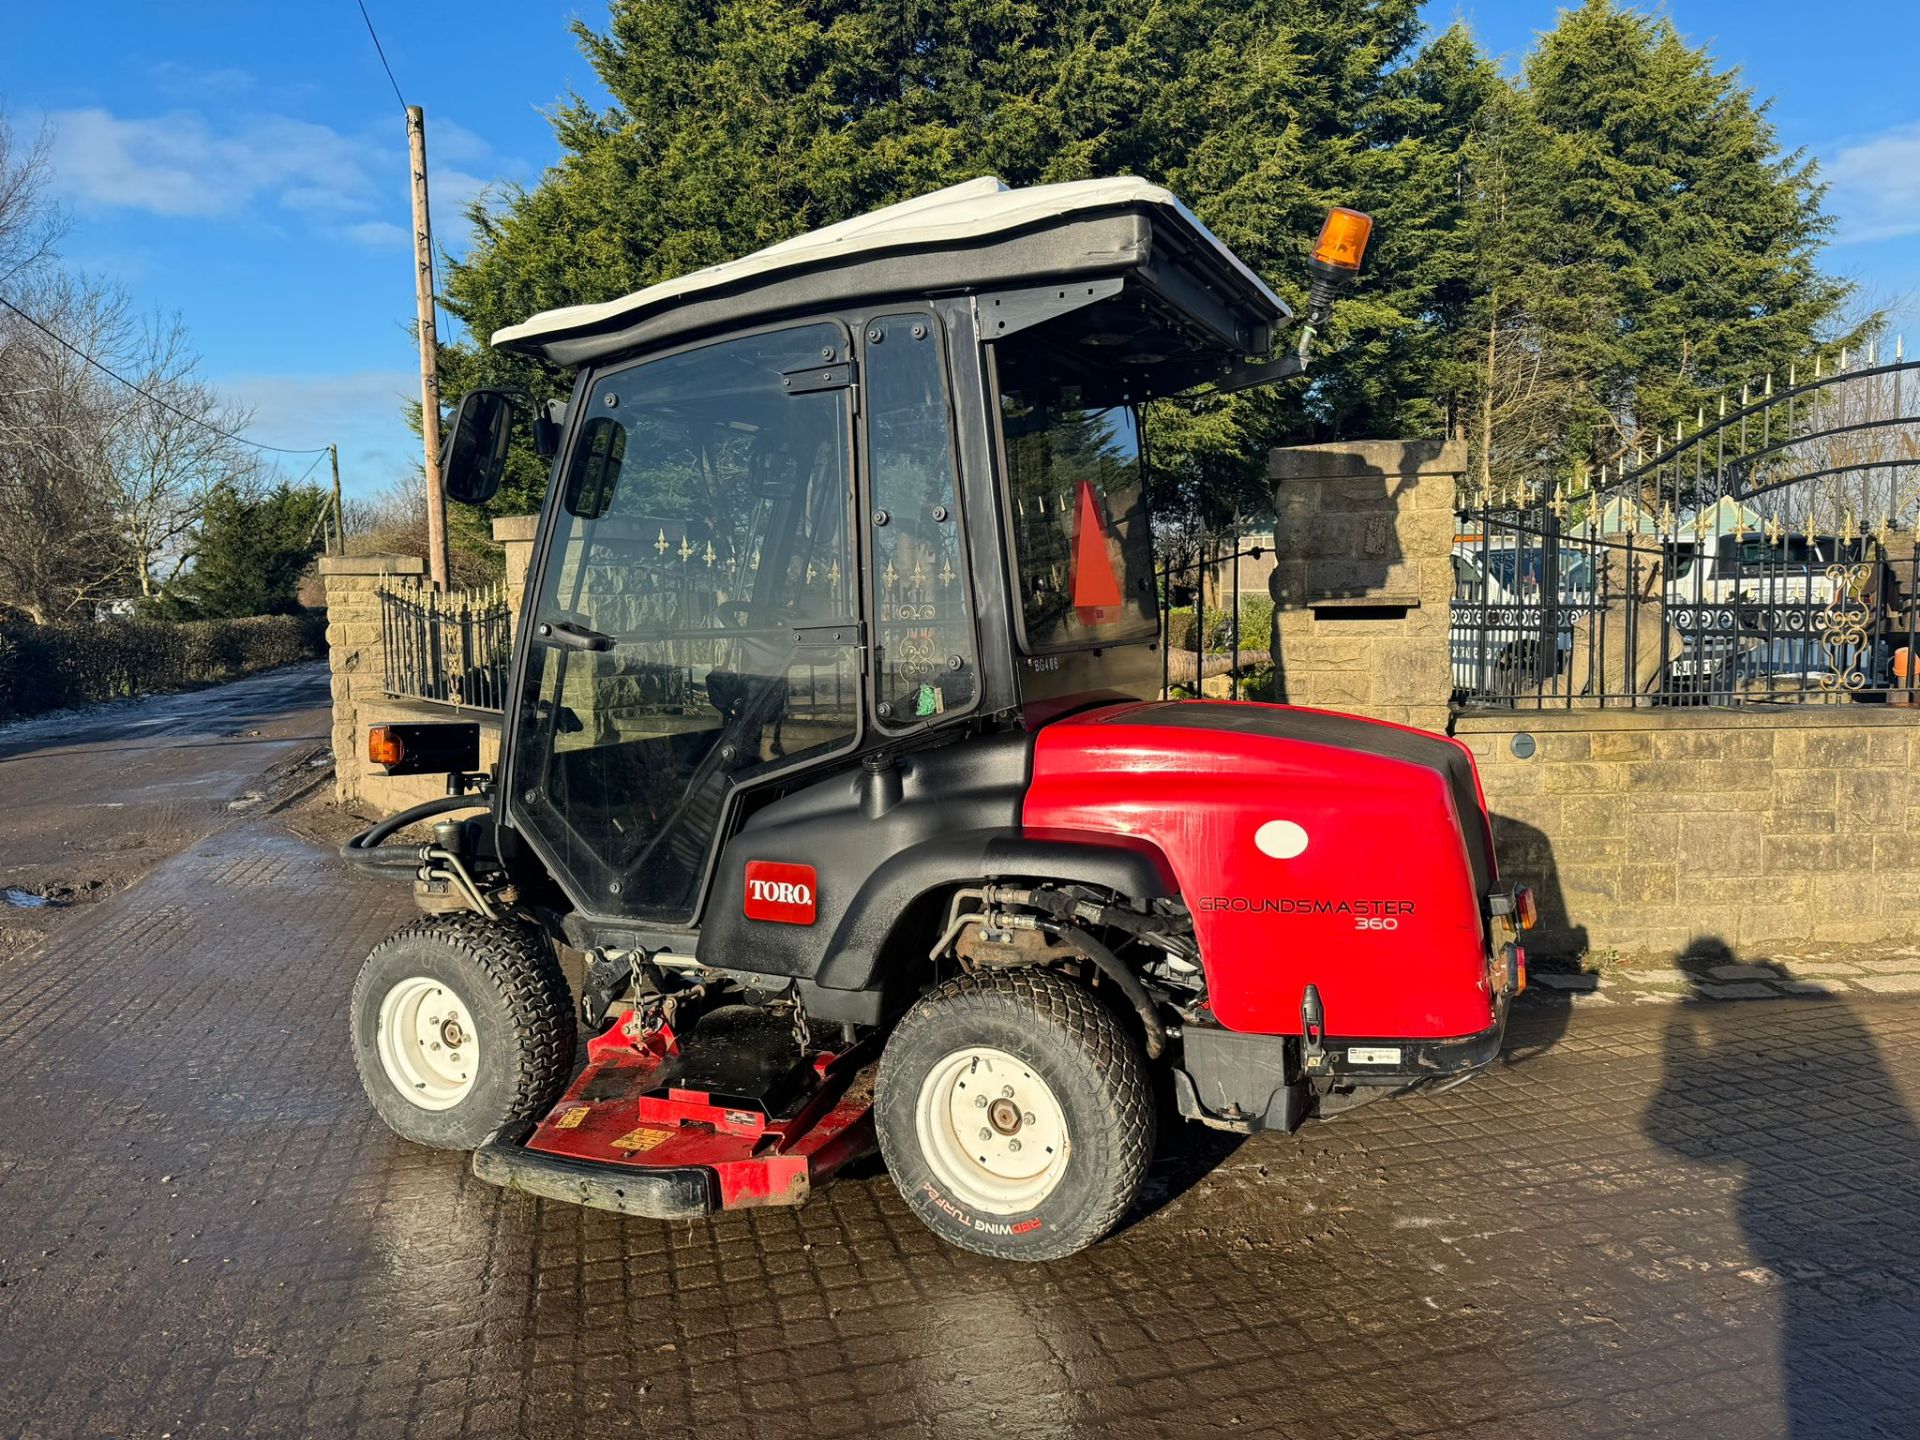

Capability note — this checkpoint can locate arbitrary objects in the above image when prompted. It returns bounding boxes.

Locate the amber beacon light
[1296,207,1373,357]
[1311,207,1374,273]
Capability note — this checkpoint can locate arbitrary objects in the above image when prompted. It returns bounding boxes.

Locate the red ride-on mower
[342,180,1535,1261]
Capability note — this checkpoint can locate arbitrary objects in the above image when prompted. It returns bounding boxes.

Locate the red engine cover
[1022,700,1497,1040]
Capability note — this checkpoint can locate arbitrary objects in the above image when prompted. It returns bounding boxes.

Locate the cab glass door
[510,323,860,922]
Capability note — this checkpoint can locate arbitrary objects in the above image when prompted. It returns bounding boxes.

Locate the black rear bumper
[1320,999,1511,1087]
[472,1138,717,1220]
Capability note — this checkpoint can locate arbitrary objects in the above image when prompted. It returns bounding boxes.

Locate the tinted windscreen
[1000,391,1157,651]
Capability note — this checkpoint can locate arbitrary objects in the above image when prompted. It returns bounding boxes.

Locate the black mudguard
[699,729,1177,1021]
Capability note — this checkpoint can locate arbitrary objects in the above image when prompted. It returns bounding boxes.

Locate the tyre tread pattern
[352,913,575,1137]
[877,967,1154,1260]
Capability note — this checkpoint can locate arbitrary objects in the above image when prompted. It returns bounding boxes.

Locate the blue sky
[3,1,1917,500]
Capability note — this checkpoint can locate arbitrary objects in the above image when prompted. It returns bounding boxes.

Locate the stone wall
[320,554,501,813]
[1456,707,1920,960]
[321,519,540,816]
[494,514,538,608]
[1267,439,1461,733]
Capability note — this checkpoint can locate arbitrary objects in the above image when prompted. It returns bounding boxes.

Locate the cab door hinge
[782,361,855,394]
[793,622,866,651]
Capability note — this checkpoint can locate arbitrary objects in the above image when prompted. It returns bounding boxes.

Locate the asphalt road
[0,662,332,954]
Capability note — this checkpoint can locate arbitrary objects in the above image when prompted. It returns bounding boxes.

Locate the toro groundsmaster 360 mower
[343,177,1534,1261]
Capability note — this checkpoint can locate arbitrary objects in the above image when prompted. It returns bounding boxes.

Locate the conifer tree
[436,0,1855,520]
[159,484,328,620]
[440,0,1457,524]
[1521,0,1854,465]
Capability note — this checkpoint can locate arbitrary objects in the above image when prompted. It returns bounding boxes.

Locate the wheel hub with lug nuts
[914,1046,1069,1216]
[375,976,480,1112]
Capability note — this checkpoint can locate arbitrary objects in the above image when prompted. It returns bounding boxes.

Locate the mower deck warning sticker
[555,1105,592,1130]
[611,1126,674,1153]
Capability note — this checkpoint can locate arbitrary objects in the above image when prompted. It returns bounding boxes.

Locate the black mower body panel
[696,727,1175,1020]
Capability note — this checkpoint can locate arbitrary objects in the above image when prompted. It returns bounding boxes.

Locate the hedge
[1165,597,1276,654]
[0,612,327,723]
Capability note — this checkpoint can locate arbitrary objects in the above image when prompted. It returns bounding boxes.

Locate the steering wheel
[712,600,757,629]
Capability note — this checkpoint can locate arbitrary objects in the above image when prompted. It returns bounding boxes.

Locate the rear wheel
[875,969,1155,1261]
[350,914,575,1151]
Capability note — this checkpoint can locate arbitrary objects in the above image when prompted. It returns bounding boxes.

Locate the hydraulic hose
[340,791,491,874]
[1034,919,1168,1060]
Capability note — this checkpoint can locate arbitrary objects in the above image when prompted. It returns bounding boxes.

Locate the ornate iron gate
[379,582,514,711]
[1454,349,1920,708]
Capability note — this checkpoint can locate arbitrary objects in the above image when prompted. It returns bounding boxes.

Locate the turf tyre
[350,914,575,1151]
[875,968,1155,1261]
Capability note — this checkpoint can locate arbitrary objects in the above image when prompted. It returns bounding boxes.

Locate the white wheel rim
[914,1046,1069,1216]
[375,975,480,1111]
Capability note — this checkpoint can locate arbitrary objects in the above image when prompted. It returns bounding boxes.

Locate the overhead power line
[355,0,408,112]
[350,0,447,350]
[0,292,331,458]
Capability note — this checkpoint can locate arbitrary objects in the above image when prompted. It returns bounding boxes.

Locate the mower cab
[343,178,1531,1262]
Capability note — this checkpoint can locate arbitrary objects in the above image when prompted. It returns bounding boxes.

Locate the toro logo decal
[744,861,817,925]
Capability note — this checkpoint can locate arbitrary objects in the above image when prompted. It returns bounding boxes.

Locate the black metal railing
[1158,529,1274,700]
[380,583,514,712]
[1457,345,1920,709]
[1451,495,1920,708]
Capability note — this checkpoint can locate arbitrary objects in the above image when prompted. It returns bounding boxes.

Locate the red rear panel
[1022,701,1496,1040]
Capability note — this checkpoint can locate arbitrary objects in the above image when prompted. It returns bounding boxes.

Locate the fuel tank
[1022,700,1499,1039]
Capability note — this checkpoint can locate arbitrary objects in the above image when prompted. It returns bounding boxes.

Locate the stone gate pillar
[492,514,539,619]
[318,554,426,805]
[1267,438,1463,734]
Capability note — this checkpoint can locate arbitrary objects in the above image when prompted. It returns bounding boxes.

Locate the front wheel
[875,969,1155,1261]
[350,914,575,1151]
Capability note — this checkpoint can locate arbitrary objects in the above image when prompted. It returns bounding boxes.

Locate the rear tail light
[1489,886,1538,936]
[368,725,405,768]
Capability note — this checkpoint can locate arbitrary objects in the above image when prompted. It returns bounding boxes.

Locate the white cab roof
[491,175,1285,355]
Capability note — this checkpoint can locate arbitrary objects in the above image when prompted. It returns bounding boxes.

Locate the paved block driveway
[3,819,1919,1440]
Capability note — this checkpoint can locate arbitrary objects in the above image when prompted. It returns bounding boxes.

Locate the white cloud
[342,220,409,249]
[426,119,495,170]
[1823,121,1920,245]
[218,369,424,498]
[45,107,379,219]
[41,105,517,252]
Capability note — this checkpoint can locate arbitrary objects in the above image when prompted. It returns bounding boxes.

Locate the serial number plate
[1346,1046,1403,1066]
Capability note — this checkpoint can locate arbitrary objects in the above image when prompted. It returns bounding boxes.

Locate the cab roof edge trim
[490,176,1290,367]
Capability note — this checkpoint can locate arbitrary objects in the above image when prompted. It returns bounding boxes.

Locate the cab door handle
[537,620,615,652]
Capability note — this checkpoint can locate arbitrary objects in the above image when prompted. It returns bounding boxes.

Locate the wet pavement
[0,663,331,954]
[3,815,1920,1439]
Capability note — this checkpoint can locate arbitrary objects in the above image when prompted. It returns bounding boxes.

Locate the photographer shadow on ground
[1642,953,1920,1437]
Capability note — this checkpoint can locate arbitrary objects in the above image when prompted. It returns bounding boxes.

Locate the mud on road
[0,662,333,957]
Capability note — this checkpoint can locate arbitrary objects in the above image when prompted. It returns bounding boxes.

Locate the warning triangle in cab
[1070,479,1124,624]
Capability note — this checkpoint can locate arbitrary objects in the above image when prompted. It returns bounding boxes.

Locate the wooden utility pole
[407,104,450,590]
[328,444,345,555]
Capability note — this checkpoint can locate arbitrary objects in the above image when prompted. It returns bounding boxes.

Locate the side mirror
[441,390,516,506]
